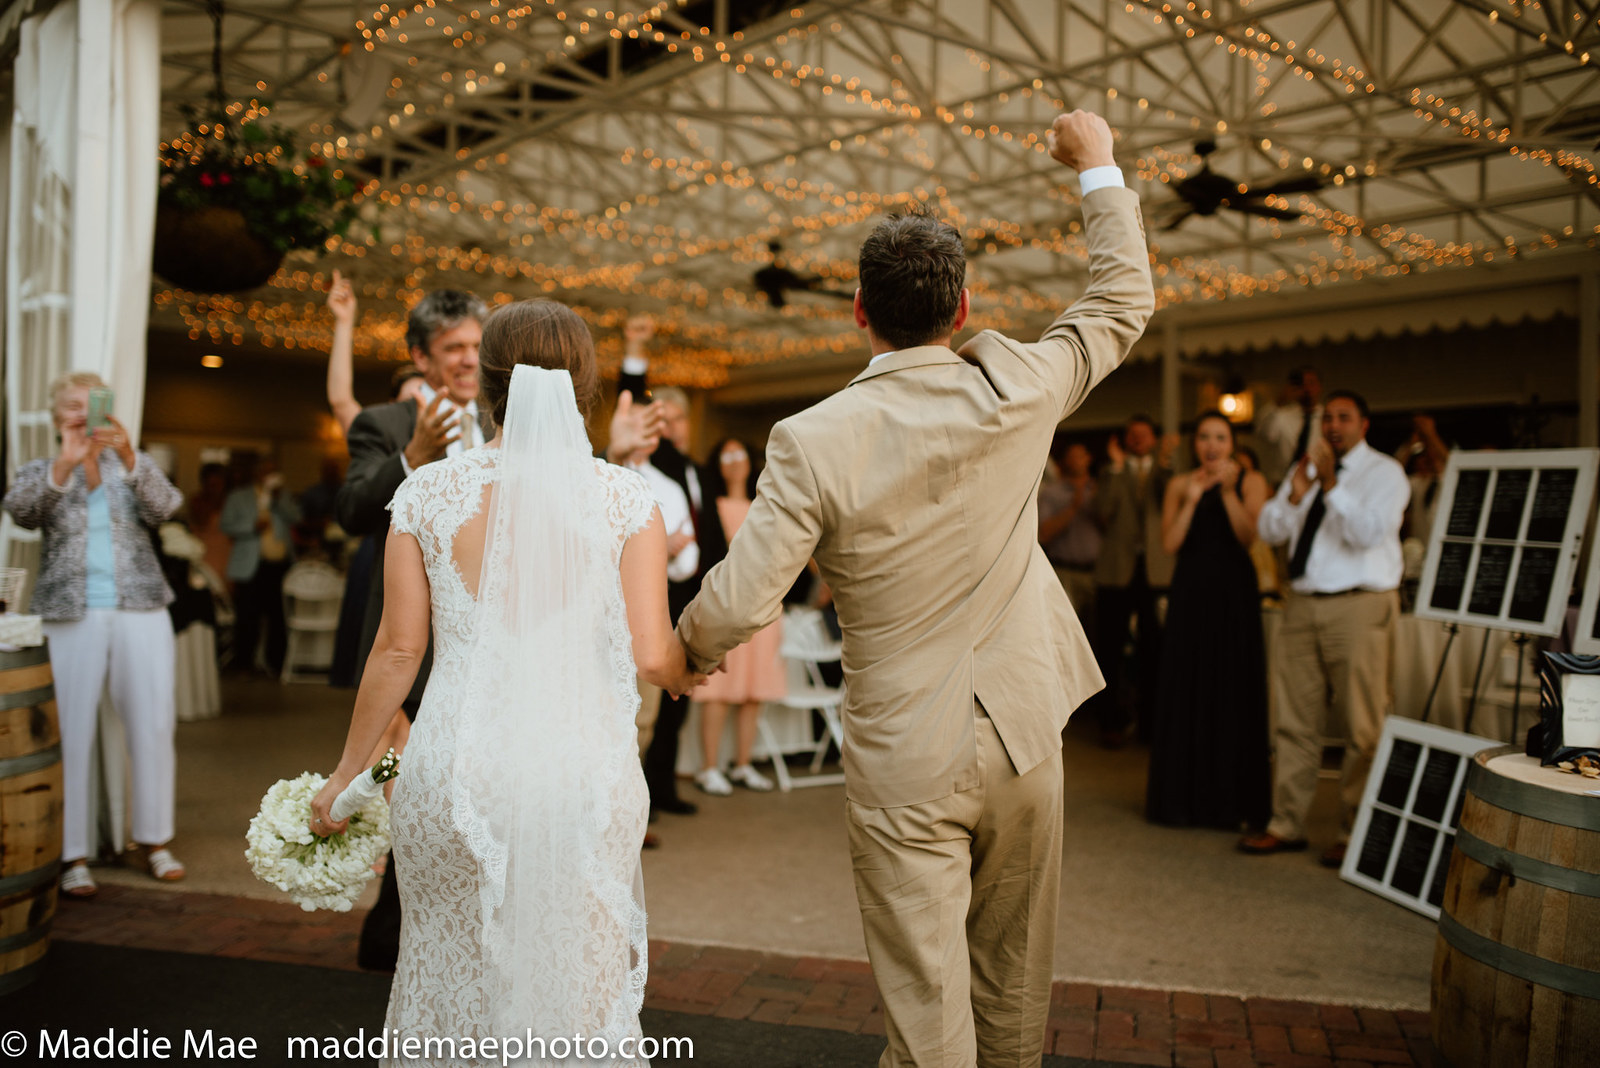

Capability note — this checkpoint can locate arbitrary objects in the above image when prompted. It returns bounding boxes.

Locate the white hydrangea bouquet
[246,749,400,912]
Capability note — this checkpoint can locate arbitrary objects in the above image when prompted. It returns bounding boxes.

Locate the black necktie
[1287,462,1340,580]
[1292,416,1311,463]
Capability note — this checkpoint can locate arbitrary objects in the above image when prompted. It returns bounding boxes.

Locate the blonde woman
[2,373,186,896]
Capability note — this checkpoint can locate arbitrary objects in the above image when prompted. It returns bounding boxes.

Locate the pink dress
[694,498,788,704]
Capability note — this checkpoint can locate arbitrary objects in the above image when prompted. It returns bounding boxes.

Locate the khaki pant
[636,679,662,760]
[846,705,1064,1068]
[1267,589,1398,843]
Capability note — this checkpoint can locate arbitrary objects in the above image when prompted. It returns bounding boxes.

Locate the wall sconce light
[201,354,224,369]
[1218,377,1253,423]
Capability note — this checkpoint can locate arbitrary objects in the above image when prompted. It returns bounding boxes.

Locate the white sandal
[146,847,186,882]
[59,863,98,898]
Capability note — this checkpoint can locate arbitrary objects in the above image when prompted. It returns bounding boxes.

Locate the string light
[153,1,1600,383]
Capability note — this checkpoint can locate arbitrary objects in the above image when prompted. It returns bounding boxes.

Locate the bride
[310,299,702,1066]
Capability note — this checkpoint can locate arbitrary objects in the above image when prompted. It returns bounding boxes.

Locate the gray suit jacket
[1092,461,1175,588]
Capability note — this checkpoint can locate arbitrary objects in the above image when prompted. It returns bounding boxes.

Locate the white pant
[43,609,177,862]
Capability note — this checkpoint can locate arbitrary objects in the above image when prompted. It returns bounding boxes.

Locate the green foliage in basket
[159,102,363,256]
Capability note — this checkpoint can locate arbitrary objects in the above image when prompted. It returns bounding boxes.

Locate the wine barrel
[1432,745,1600,1066]
[0,644,61,995]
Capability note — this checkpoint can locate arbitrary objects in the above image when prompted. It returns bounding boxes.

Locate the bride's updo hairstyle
[477,299,600,426]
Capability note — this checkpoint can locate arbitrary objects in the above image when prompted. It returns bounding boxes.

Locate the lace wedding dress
[380,426,656,1067]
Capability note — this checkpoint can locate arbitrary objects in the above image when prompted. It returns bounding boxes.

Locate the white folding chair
[758,606,846,790]
[280,561,346,683]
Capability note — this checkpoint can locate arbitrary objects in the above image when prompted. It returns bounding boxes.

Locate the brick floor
[50,886,1430,1067]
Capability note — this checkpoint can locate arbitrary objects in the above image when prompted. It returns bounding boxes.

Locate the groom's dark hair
[858,208,967,351]
[478,299,599,426]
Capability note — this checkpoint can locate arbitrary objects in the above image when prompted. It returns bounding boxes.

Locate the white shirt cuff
[399,451,414,478]
[621,356,649,376]
[1078,166,1126,197]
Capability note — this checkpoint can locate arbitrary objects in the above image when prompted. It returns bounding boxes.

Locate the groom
[676,111,1153,1066]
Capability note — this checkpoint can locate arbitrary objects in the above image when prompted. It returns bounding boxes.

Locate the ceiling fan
[1163,140,1326,231]
[751,241,854,308]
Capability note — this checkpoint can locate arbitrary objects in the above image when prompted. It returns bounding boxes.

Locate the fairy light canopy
[154,0,1600,388]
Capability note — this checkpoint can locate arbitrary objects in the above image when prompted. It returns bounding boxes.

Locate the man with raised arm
[676,111,1154,1066]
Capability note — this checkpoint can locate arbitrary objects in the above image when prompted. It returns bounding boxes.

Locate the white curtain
[1,0,160,574]
[1,0,163,853]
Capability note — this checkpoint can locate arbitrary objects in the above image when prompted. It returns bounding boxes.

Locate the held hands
[326,269,357,325]
[404,391,461,470]
[1047,110,1117,173]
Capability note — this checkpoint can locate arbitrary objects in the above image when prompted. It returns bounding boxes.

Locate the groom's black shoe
[653,798,698,816]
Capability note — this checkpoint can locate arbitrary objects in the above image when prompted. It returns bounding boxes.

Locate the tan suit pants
[846,705,1064,1068]
[1266,589,1398,843]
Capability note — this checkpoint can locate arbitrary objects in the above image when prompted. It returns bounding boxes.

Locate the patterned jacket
[3,451,184,621]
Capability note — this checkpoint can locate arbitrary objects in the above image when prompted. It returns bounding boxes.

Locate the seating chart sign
[1416,450,1599,637]
[1342,718,1497,920]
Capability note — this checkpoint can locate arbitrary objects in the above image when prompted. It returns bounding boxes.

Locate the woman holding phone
[2,372,187,896]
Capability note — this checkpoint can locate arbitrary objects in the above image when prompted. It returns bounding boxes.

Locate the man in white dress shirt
[1241,389,1409,867]
[1256,366,1323,483]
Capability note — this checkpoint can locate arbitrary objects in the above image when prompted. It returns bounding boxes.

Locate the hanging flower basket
[152,203,285,293]
[155,105,362,295]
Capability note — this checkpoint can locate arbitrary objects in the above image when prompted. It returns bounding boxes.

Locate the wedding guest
[1038,440,1100,632]
[1236,447,1282,603]
[1257,366,1323,483]
[186,462,233,585]
[612,317,705,819]
[676,111,1153,1065]
[3,372,187,897]
[1089,414,1174,747]
[692,438,782,795]
[336,287,487,970]
[221,454,300,675]
[1398,412,1450,545]
[329,367,432,688]
[1147,412,1271,829]
[1242,390,1409,867]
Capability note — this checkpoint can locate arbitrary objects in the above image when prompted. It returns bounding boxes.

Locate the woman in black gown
[1147,411,1272,830]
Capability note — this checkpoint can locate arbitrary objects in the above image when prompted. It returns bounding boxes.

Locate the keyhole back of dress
[449,483,496,599]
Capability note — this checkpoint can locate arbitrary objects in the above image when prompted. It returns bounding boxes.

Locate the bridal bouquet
[246,750,400,912]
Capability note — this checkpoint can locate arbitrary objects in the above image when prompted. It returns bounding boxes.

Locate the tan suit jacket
[677,187,1154,808]
[1092,460,1176,588]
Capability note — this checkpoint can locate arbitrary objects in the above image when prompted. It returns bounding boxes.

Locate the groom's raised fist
[1047,110,1116,173]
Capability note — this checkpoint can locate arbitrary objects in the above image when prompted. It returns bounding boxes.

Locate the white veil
[450,364,648,1056]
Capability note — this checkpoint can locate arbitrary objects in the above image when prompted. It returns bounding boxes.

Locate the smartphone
[87,388,114,431]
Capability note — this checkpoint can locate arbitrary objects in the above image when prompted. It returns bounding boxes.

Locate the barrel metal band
[0,956,46,996]
[0,920,49,954]
[1455,829,1600,897]
[0,684,53,712]
[1438,911,1600,999]
[0,860,60,897]
[0,647,48,671]
[1466,759,1600,832]
[0,744,60,779]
